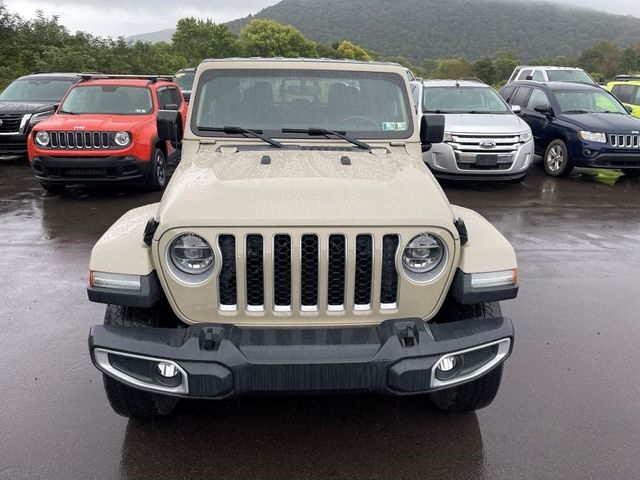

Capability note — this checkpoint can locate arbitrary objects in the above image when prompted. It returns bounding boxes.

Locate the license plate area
[475,154,498,166]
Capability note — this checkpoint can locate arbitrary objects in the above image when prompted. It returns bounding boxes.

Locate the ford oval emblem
[480,140,496,149]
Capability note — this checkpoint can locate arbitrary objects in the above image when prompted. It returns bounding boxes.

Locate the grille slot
[380,235,399,308]
[245,235,264,310]
[354,235,373,309]
[273,234,292,310]
[218,235,237,309]
[610,134,640,148]
[300,234,319,310]
[327,235,346,310]
[0,114,24,133]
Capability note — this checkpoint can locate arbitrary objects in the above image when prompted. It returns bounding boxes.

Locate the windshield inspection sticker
[382,122,407,131]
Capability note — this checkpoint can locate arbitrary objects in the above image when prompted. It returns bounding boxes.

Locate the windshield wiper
[58,110,78,115]
[282,127,372,151]
[197,126,284,149]
[562,110,589,114]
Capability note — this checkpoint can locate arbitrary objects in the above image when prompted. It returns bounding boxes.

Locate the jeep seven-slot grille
[216,233,400,313]
[610,134,640,148]
[46,131,112,149]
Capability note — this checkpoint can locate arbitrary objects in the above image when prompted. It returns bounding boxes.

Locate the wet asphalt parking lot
[1,159,639,480]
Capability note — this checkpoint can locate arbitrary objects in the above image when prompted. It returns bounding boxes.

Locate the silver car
[410,79,534,181]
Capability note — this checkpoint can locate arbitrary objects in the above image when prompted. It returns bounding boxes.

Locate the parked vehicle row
[607,75,640,118]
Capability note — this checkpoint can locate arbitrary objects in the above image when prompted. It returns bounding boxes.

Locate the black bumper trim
[87,272,162,308]
[451,269,519,304]
[31,155,150,183]
[89,317,514,398]
[574,152,640,169]
[431,170,528,181]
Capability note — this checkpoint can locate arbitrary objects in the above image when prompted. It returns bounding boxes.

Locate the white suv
[410,79,534,182]
[508,66,596,85]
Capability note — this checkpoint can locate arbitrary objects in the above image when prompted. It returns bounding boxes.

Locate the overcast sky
[4,0,640,38]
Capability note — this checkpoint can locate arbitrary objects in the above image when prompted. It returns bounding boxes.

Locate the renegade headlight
[169,233,214,275]
[402,233,445,276]
[35,131,50,147]
[578,131,607,143]
[113,131,131,147]
[519,131,532,142]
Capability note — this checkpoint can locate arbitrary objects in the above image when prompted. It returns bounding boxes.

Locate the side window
[500,86,516,103]
[531,70,545,81]
[156,88,173,110]
[168,87,182,107]
[511,87,532,108]
[634,87,640,105]
[612,84,637,104]
[526,89,550,110]
[518,69,533,81]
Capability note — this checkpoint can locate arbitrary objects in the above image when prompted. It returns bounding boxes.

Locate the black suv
[0,73,83,158]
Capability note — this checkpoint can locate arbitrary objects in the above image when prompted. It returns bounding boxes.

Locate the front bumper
[571,145,640,169]
[0,134,27,156]
[31,155,150,184]
[425,139,533,179]
[89,317,514,398]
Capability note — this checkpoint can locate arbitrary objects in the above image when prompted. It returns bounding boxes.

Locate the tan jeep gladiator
[87,58,518,418]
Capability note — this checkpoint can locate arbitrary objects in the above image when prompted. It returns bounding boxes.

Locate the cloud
[4,0,277,37]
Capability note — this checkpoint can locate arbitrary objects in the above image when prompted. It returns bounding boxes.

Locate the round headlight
[170,234,214,275]
[402,234,445,274]
[35,131,50,147]
[113,131,131,147]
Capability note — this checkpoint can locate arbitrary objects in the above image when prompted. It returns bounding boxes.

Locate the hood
[558,112,640,133]
[443,113,527,134]
[157,145,456,231]
[35,113,153,131]
[0,101,55,114]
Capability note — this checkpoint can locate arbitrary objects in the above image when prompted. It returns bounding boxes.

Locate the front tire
[101,305,179,419]
[544,139,573,177]
[145,147,167,191]
[429,301,505,411]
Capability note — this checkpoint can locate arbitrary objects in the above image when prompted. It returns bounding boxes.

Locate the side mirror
[420,114,445,152]
[157,110,183,142]
[534,103,551,114]
[511,105,522,114]
[626,105,634,114]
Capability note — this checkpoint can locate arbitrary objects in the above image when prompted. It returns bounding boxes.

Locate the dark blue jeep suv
[499,81,640,177]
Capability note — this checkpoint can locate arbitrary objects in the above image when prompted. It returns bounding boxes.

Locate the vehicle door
[523,88,552,148]
[611,83,639,116]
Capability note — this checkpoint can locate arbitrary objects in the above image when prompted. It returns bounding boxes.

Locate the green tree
[335,41,373,61]
[493,52,519,83]
[239,19,317,58]
[172,18,240,65]
[435,58,473,79]
[578,42,622,79]
[473,58,496,84]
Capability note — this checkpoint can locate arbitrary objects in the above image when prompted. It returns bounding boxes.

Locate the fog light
[435,355,462,381]
[157,362,179,378]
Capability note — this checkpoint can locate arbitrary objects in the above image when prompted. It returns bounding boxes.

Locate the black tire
[622,169,640,177]
[39,181,65,194]
[101,304,179,419]
[145,147,167,191]
[543,139,573,177]
[429,301,505,411]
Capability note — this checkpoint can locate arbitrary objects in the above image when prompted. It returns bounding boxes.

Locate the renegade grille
[44,131,113,149]
[450,133,521,170]
[0,114,24,134]
[217,233,400,313]
[610,134,640,148]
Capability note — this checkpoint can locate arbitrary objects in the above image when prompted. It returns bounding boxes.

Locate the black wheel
[39,182,65,194]
[543,139,573,177]
[429,301,505,411]
[622,169,640,177]
[101,304,179,419]
[145,147,167,191]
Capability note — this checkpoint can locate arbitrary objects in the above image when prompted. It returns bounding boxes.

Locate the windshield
[175,71,195,91]
[423,86,510,114]
[192,69,413,139]
[0,78,75,102]
[547,70,595,84]
[555,90,628,114]
[60,85,153,115]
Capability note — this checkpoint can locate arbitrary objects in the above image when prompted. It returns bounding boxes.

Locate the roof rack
[79,74,174,83]
[613,74,640,81]
[459,77,485,83]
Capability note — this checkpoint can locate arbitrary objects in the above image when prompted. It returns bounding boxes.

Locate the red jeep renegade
[28,75,187,193]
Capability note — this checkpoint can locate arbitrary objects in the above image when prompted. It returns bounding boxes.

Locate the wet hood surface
[442,113,528,134]
[157,146,455,231]
[36,113,153,131]
[0,101,55,114]
[558,112,640,133]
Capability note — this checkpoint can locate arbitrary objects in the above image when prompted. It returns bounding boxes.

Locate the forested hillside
[226,0,640,61]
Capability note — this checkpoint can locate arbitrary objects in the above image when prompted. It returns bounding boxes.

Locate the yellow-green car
[607,76,640,118]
